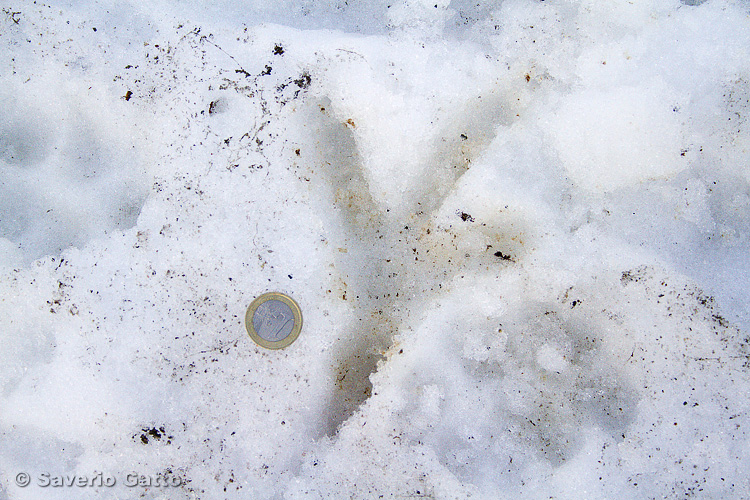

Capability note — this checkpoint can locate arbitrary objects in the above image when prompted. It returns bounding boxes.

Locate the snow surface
[1,0,750,498]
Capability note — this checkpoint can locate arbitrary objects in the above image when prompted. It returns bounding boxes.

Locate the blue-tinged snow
[1,0,750,499]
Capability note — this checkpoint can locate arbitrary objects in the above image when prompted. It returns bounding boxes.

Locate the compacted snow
[1,0,750,498]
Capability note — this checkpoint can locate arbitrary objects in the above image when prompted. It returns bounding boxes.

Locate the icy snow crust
[1,0,750,498]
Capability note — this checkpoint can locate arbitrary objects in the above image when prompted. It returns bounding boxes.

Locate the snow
[1,0,750,498]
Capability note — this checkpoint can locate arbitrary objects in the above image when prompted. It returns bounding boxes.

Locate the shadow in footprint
[303,82,520,435]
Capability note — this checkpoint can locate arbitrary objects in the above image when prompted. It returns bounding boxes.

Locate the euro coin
[245,292,303,349]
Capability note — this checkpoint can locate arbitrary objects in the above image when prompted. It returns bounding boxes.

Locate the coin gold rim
[245,292,303,350]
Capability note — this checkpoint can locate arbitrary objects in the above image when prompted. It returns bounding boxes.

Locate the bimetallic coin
[245,292,303,349]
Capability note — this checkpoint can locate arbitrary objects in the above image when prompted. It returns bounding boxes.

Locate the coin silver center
[252,299,295,342]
